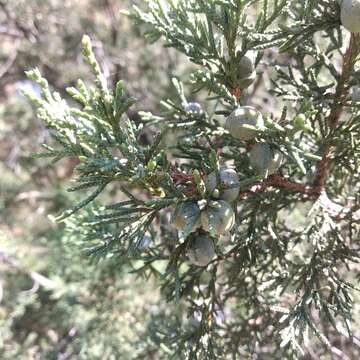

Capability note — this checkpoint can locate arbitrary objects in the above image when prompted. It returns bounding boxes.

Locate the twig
[238,176,360,222]
[314,33,360,189]
[252,174,318,196]
[238,174,318,200]
[0,1,37,42]
[0,248,56,289]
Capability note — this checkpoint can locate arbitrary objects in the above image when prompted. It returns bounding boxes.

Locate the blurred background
[0,0,193,358]
[1,1,360,359]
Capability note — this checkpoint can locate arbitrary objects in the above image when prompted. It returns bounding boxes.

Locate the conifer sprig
[26,1,360,358]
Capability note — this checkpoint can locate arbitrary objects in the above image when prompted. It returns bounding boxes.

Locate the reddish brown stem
[314,33,359,189]
[263,175,317,195]
[231,86,241,100]
[170,168,198,196]
[239,174,319,199]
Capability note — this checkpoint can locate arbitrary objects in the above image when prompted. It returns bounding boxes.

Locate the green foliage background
[1,0,360,359]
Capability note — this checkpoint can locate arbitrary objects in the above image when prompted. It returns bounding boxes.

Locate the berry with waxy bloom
[187,234,216,267]
[201,200,235,236]
[226,106,264,141]
[173,201,201,232]
[249,143,285,177]
[205,168,240,202]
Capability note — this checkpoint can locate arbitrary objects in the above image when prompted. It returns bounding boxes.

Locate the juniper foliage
[26,0,360,358]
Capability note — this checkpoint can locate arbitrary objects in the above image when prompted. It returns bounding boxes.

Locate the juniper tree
[25,0,360,358]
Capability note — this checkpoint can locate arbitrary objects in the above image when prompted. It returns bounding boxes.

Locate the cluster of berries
[170,50,287,267]
[173,168,239,267]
